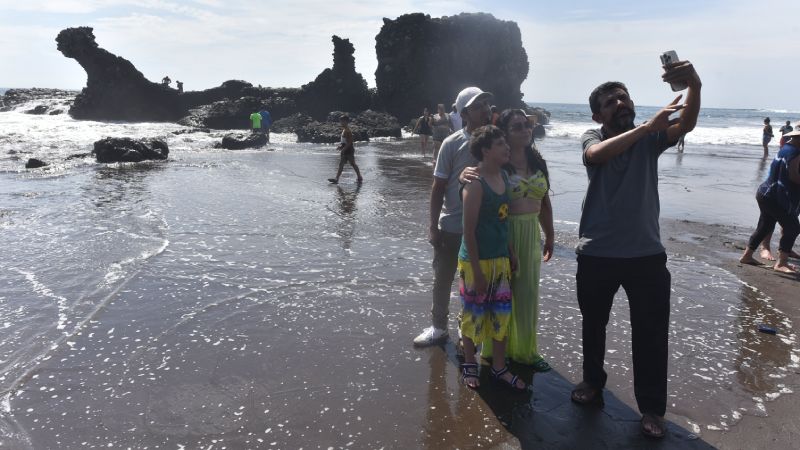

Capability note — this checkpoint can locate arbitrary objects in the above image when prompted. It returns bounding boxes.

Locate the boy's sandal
[460,362,480,389]
[640,413,666,439]
[490,365,526,391]
[570,381,604,406]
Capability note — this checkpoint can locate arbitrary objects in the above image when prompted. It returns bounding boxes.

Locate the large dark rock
[298,36,371,119]
[178,94,297,130]
[271,113,314,134]
[292,110,400,143]
[375,13,529,122]
[217,132,268,150]
[56,27,185,121]
[93,137,169,163]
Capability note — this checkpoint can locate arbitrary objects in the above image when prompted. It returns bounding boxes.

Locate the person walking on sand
[413,108,433,157]
[249,111,262,134]
[457,125,525,391]
[413,87,492,347]
[328,115,363,185]
[459,109,556,372]
[740,129,800,273]
[570,58,702,439]
[763,117,774,158]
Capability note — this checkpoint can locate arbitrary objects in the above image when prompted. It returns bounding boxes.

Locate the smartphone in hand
[660,50,688,92]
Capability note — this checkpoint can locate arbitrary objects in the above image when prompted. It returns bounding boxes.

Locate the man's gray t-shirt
[433,129,478,234]
[576,128,672,258]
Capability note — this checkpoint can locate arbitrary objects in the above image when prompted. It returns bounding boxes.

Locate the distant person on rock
[328,115,363,185]
[161,76,171,87]
[413,86,492,347]
[741,129,800,273]
[413,108,433,157]
[249,111,262,134]
[259,109,273,143]
[176,81,183,93]
[431,103,453,159]
[763,117,774,159]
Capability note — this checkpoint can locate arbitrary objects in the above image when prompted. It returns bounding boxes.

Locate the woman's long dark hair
[497,109,549,188]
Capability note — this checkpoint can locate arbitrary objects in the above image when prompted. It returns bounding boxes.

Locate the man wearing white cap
[414,86,493,346]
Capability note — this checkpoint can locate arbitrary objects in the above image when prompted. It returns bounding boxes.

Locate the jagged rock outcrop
[57,27,185,121]
[298,36,371,119]
[93,137,169,163]
[217,132,268,150]
[290,110,401,143]
[375,13,529,122]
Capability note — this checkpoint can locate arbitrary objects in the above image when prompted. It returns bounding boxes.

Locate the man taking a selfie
[570,58,702,439]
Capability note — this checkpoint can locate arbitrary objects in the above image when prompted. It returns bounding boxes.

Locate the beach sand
[661,219,800,450]
[2,137,799,448]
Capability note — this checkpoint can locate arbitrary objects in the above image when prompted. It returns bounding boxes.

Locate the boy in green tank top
[458,125,524,391]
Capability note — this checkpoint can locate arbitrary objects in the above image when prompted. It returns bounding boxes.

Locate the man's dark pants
[576,252,671,416]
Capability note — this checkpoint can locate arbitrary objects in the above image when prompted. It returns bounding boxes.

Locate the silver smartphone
[660,50,688,91]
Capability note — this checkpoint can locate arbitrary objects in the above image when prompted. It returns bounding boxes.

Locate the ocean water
[0,94,798,447]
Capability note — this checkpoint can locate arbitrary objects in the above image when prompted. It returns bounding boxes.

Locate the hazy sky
[1,0,797,110]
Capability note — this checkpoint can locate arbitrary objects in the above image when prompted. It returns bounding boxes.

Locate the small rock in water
[25,158,48,169]
[25,105,49,115]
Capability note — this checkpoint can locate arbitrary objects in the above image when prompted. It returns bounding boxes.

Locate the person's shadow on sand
[430,342,716,449]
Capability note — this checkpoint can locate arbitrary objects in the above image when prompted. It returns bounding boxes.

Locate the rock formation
[52,19,543,140]
[93,137,169,163]
[375,13,529,122]
[56,27,185,121]
[275,110,402,143]
[298,36,371,119]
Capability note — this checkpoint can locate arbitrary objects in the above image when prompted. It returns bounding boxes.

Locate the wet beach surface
[1,135,798,448]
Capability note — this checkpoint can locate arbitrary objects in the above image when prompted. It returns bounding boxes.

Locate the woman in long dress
[464,109,555,371]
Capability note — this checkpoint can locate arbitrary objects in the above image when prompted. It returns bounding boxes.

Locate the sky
[0,0,798,110]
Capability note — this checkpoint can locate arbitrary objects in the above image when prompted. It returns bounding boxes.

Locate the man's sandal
[571,381,604,406]
[490,365,526,391]
[460,362,480,389]
[640,413,666,439]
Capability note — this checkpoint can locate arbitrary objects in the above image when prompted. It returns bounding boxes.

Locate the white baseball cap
[455,87,493,115]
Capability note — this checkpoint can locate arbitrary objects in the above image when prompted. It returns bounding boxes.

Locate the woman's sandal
[490,365,526,391]
[531,358,552,373]
[570,381,604,406]
[640,413,666,439]
[460,362,480,389]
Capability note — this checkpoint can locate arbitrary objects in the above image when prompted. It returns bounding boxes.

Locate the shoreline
[661,218,800,448]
